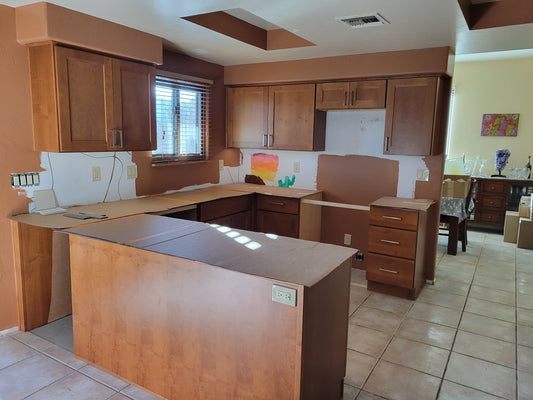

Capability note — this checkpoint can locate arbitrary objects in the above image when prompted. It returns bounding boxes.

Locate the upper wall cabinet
[29,44,156,152]
[316,80,386,110]
[227,84,326,151]
[383,77,449,156]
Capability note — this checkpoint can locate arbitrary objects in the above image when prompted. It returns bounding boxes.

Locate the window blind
[152,75,210,162]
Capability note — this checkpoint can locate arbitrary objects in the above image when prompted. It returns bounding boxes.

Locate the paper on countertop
[33,189,67,215]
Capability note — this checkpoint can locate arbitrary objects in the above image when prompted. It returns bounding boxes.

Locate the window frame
[152,70,212,164]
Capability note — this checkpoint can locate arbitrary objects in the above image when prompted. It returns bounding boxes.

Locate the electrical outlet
[293,161,300,173]
[344,233,352,246]
[219,159,224,171]
[272,285,297,307]
[355,252,364,262]
[92,166,101,182]
[127,165,138,179]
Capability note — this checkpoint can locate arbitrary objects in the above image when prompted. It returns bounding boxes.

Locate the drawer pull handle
[380,239,400,245]
[379,268,399,274]
[382,216,402,221]
[269,201,285,206]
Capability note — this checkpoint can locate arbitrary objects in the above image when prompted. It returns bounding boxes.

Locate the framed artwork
[481,114,519,136]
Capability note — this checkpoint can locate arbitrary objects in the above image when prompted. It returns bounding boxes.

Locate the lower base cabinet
[366,197,435,300]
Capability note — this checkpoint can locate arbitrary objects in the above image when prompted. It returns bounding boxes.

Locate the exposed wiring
[102,152,117,203]
[81,152,124,202]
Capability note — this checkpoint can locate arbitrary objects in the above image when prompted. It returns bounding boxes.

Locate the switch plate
[344,233,352,246]
[219,159,224,171]
[92,166,101,182]
[127,165,138,179]
[293,161,300,173]
[272,285,297,307]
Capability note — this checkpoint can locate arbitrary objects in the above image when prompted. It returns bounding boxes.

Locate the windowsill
[151,159,209,167]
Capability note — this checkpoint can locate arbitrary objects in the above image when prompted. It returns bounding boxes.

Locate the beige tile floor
[344,230,533,400]
[0,230,531,399]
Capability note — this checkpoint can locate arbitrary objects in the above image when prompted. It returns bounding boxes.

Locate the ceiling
[3,0,533,66]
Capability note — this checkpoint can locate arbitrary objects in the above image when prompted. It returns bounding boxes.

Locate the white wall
[239,110,428,199]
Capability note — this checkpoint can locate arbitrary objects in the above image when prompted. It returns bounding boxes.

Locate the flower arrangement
[492,149,511,177]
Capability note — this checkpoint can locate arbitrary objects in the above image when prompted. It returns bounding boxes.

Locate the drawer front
[256,210,299,238]
[478,196,506,210]
[366,253,415,289]
[480,181,507,194]
[370,206,418,231]
[475,210,505,225]
[200,195,252,222]
[368,226,417,259]
[256,194,299,214]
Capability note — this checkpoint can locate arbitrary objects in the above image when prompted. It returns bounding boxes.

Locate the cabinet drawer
[366,253,415,289]
[256,210,299,238]
[256,195,299,214]
[370,207,418,231]
[478,196,506,210]
[475,210,505,225]
[368,226,417,259]
[200,195,252,222]
[480,181,507,194]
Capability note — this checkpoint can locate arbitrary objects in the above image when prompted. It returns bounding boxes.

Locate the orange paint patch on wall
[0,5,43,330]
[251,153,279,182]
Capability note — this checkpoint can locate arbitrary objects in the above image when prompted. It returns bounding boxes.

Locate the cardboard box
[442,178,470,198]
[517,218,533,250]
[519,204,531,219]
[503,211,520,243]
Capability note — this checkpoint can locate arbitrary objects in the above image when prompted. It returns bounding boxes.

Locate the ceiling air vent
[338,13,389,29]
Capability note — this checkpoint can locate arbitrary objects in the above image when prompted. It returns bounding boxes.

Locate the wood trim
[301,199,370,212]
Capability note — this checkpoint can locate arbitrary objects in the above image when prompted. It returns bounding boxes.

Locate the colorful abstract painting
[481,114,519,137]
[251,153,279,182]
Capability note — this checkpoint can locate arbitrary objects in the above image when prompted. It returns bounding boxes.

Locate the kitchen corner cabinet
[383,76,449,156]
[316,80,386,110]
[29,44,156,152]
[227,84,326,151]
[366,197,435,300]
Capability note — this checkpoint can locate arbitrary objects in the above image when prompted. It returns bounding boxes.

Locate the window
[152,72,211,163]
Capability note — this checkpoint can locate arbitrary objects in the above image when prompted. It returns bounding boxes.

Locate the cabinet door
[227,86,268,148]
[384,77,438,156]
[268,84,319,151]
[55,46,113,152]
[256,210,299,238]
[349,80,386,109]
[112,59,156,151]
[316,82,349,110]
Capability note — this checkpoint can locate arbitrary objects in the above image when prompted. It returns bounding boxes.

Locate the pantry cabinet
[316,80,386,110]
[227,84,326,151]
[383,76,449,156]
[29,44,156,152]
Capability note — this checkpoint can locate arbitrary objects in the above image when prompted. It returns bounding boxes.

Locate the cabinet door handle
[351,90,355,106]
[380,239,400,245]
[268,201,285,206]
[382,216,402,221]
[379,268,399,274]
[263,134,267,147]
[110,129,116,148]
[343,91,347,107]
[118,129,124,148]
[385,136,390,152]
[268,134,273,147]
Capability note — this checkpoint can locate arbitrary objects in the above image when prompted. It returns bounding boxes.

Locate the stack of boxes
[504,196,533,248]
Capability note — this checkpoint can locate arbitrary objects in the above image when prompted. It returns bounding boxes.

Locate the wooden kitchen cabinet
[316,80,386,110]
[256,195,300,238]
[384,76,449,156]
[29,44,156,152]
[227,84,326,151]
[366,197,434,300]
[199,194,253,230]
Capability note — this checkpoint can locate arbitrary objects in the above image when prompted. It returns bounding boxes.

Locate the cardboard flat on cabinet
[371,196,434,211]
[217,183,321,199]
[10,196,191,229]
[503,211,520,243]
[517,218,533,249]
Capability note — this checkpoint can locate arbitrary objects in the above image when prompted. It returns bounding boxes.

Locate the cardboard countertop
[370,196,435,212]
[65,214,355,287]
[10,183,321,229]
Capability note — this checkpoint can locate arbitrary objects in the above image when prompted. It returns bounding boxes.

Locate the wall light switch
[92,166,101,182]
[293,161,300,173]
[219,160,224,171]
[344,233,352,246]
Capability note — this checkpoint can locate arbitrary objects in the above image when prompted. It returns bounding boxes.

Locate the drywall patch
[317,154,399,205]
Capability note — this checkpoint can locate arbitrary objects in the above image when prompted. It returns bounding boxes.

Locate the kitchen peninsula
[66,214,355,400]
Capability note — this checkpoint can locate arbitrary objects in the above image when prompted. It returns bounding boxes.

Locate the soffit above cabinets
[2,0,533,66]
